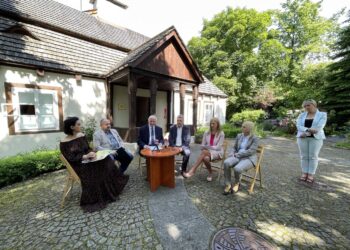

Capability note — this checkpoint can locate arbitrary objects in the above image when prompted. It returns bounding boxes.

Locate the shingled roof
[174,76,227,98]
[0,16,126,76]
[0,0,148,51]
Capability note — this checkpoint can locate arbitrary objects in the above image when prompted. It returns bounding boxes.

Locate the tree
[323,12,350,126]
[188,7,272,115]
[277,0,337,87]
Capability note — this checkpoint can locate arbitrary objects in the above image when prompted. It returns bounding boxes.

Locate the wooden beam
[127,72,137,141]
[180,83,186,115]
[192,85,198,134]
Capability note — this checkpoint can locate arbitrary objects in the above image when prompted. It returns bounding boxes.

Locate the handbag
[116,147,133,166]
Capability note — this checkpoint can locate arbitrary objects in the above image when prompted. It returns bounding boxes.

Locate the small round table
[141,147,181,192]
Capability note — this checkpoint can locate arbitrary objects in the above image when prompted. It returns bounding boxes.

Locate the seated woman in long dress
[60,117,129,212]
[183,117,225,181]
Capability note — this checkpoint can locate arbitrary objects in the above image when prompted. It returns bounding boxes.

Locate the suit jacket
[296,110,327,140]
[229,133,259,164]
[168,125,191,148]
[137,124,164,150]
[201,131,225,155]
[93,128,124,151]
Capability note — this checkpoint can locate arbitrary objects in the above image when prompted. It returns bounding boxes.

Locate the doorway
[136,96,150,127]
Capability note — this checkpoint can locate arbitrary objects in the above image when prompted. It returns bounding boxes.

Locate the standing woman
[296,99,327,183]
[184,117,225,181]
[60,117,129,212]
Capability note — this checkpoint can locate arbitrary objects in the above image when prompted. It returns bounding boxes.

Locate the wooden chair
[200,140,229,181]
[241,144,265,194]
[59,154,81,208]
[137,147,147,176]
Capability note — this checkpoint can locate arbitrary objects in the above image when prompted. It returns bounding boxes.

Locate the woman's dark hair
[63,116,79,135]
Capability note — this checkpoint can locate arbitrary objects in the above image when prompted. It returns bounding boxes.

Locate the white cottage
[0,0,227,158]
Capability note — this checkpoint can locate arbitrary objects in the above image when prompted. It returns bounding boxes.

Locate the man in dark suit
[168,114,191,174]
[138,115,164,150]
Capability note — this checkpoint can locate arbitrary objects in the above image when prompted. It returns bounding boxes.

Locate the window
[204,102,214,125]
[5,83,63,134]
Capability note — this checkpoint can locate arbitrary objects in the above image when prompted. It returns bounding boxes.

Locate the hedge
[0,150,64,188]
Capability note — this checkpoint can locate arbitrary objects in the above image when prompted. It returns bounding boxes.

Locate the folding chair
[241,144,265,194]
[137,147,147,176]
[59,154,81,208]
[200,140,229,181]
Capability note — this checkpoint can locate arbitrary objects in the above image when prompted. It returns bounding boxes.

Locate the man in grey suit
[168,114,191,174]
[93,118,133,174]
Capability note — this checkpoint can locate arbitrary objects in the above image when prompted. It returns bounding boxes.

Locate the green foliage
[81,117,97,142]
[0,150,63,188]
[335,140,350,149]
[230,110,266,124]
[188,0,340,119]
[221,124,241,138]
[323,12,350,127]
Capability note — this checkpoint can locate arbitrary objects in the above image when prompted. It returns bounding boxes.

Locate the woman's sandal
[306,177,314,184]
[299,175,307,181]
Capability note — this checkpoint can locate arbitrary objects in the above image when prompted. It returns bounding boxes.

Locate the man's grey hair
[148,115,157,121]
[100,118,110,125]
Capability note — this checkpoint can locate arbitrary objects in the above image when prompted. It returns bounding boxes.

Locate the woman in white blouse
[184,117,225,181]
[223,121,259,194]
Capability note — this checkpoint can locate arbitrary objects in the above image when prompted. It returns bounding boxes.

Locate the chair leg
[217,162,224,182]
[248,166,259,194]
[138,156,143,176]
[61,175,74,208]
[259,165,263,188]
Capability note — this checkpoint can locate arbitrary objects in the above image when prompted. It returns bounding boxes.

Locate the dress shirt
[176,126,183,146]
[149,126,155,145]
[238,135,249,153]
[105,130,120,149]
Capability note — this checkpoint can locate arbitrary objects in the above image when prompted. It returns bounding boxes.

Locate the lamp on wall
[36,68,45,76]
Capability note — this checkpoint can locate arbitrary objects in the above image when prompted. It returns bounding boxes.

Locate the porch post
[150,79,157,115]
[180,83,186,115]
[192,84,198,134]
[128,72,137,142]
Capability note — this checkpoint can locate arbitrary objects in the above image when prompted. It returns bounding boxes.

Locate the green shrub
[221,123,241,138]
[81,117,97,142]
[261,120,275,131]
[230,109,266,124]
[0,150,63,188]
[335,140,350,149]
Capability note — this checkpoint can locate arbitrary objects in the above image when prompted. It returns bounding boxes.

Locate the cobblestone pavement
[0,136,349,249]
[184,136,350,249]
[0,164,161,249]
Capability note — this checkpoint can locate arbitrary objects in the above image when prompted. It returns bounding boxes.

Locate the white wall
[0,65,107,157]
[173,91,227,126]
[113,85,167,132]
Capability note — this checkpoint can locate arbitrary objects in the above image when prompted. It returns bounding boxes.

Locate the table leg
[160,156,175,188]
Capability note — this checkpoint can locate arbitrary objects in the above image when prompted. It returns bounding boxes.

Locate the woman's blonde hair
[209,117,221,134]
[302,99,317,108]
[242,121,255,135]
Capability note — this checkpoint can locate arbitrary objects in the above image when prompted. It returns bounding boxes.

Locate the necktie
[151,126,155,144]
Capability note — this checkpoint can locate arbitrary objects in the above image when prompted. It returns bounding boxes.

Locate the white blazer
[296,110,327,140]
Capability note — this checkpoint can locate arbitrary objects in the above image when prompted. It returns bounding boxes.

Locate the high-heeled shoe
[183,171,194,178]
[222,185,233,195]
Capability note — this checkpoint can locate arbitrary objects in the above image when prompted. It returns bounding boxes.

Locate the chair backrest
[256,145,265,167]
[59,154,81,184]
